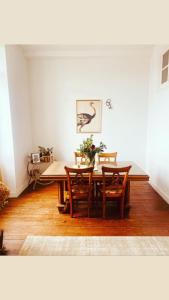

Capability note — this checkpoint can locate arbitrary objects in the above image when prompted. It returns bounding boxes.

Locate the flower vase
[90,157,95,167]
[87,155,95,167]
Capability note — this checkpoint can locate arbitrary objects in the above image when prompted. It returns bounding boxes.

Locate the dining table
[40,161,149,211]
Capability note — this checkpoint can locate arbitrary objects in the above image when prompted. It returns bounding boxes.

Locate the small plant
[38,146,53,157]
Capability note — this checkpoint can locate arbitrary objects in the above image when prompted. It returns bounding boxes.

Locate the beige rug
[19,236,169,256]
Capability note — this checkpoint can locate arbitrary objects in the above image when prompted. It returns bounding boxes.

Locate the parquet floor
[0,181,169,255]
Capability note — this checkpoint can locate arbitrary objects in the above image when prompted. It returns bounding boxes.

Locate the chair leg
[88,205,90,218]
[120,199,124,219]
[103,197,106,218]
[88,195,92,217]
[70,200,73,218]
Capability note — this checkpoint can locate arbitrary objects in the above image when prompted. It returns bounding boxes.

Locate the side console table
[27,156,55,190]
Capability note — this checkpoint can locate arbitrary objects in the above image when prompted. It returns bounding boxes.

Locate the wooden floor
[0,181,169,255]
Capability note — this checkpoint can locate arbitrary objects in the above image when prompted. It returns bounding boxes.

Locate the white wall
[0,46,16,193]
[147,45,169,204]
[28,47,151,169]
[4,45,33,196]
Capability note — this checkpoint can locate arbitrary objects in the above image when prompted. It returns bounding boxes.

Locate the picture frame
[31,152,40,164]
[161,49,169,84]
[76,100,102,133]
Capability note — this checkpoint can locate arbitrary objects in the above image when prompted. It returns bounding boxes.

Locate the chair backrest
[98,152,117,164]
[102,165,131,195]
[64,166,93,196]
[74,152,86,165]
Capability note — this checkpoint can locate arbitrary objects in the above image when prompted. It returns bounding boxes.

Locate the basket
[40,155,53,163]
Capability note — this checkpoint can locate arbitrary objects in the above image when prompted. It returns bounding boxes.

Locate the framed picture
[161,49,169,84]
[76,100,102,133]
[31,153,40,164]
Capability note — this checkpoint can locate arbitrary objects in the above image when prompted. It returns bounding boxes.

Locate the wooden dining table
[40,161,149,211]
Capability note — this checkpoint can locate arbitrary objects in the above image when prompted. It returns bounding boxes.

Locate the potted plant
[38,146,53,162]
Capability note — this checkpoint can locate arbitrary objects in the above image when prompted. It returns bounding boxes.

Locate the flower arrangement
[78,135,106,166]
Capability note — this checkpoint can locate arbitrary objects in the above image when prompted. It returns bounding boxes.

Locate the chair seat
[100,185,123,198]
[72,184,92,199]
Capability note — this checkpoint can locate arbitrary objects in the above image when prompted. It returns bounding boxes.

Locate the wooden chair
[96,152,118,198]
[74,152,86,165]
[64,166,93,218]
[64,152,86,205]
[98,152,117,164]
[101,165,131,219]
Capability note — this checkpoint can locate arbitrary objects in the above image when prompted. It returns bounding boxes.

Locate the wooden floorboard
[0,181,169,255]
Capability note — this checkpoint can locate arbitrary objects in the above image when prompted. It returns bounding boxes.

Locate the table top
[40,161,149,181]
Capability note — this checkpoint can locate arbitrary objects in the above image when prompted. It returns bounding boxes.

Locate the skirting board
[150,180,169,205]
[9,180,28,198]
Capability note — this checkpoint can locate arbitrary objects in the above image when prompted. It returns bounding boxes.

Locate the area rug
[19,236,169,256]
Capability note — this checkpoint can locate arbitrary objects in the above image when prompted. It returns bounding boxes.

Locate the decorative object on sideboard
[31,152,40,164]
[38,146,53,162]
[76,100,102,133]
[105,99,113,109]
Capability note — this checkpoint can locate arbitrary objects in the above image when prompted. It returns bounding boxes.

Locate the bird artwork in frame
[76,100,102,133]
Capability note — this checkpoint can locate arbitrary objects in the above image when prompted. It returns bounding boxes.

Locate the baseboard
[9,180,28,198]
[150,181,169,204]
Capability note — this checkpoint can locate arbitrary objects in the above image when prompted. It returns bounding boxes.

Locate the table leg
[57,181,70,213]
[125,180,131,209]
[57,181,65,208]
